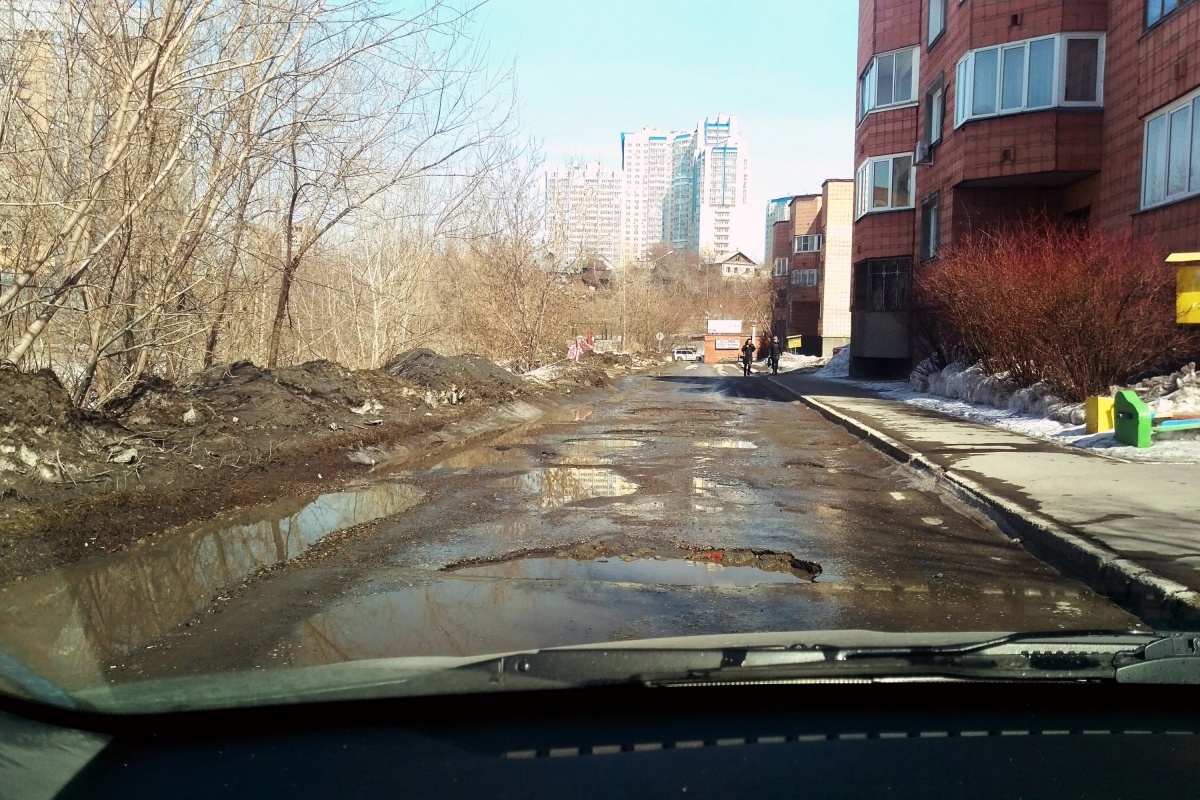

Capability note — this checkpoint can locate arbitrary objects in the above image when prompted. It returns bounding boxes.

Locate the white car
[672,348,702,362]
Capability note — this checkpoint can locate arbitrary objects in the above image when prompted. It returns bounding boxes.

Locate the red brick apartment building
[852,0,1200,377]
[768,180,854,357]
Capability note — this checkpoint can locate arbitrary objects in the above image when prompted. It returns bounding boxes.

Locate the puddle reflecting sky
[499,468,638,508]
[286,578,656,663]
[0,484,424,688]
[455,557,805,587]
[284,576,1114,667]
[695,440,757,449]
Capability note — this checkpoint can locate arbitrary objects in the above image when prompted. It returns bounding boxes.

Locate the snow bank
[913,361,1084,424]
[896,360,1200,462]
[777,353,827,373]
[816,347,850,378]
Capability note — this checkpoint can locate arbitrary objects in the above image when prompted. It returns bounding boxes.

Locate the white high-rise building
[618,128,672,263]
[692,114,753,258]
[544,162,623,267]
[546,114,753,267]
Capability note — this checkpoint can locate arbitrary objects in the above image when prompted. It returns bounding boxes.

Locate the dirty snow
[816,347,850,378]
[777,353,828,373]
[823,358,1200,464]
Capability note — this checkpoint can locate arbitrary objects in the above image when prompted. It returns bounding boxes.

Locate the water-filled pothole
[499,468,638,508]
[695,440,757,449]
[0,483,425,688]
[446,544,821,586]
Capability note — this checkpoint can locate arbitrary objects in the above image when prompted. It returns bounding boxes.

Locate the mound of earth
[591,352,634,370]
[0,369,125,492]
[382,348,526,401]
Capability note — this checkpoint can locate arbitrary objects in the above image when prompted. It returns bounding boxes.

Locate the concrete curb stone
[772,379,1200,630]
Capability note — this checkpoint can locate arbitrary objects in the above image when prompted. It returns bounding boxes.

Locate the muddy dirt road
[1,364,1142,688]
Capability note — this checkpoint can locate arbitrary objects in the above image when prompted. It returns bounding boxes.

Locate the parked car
[672,347,702,362]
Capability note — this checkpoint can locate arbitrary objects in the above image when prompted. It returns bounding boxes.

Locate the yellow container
[1086,396,1115,434]
[1177,264,1200,325]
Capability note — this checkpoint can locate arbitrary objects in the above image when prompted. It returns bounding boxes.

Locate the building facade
[692,114,755,259]
[768,180,855,357]
[549,114,755,268]
[544,162,624,267]
[853,0,1200,378]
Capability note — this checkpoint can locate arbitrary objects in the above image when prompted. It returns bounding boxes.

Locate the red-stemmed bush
[914,224,1200,402]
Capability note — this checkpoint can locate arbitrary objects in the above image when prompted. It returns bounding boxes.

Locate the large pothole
[444,542,821,586]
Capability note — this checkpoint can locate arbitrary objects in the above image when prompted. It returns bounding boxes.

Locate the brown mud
[0,351,645,585]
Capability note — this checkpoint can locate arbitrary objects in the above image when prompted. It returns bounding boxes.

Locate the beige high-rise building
[544,162,624,268]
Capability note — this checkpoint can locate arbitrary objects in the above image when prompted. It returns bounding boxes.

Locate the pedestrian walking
[768,335,784,375]
[740,338,755,377]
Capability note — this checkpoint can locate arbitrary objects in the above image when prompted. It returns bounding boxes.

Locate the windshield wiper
[445,631,1199,688]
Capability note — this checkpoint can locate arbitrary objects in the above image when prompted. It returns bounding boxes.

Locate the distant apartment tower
[619,127,673,263]
[852,0,1200,378]
[544,162,623,267]
[621,113,753,261]
[767,181,854,357]
[550,114,754,266]
[692,114,753,259]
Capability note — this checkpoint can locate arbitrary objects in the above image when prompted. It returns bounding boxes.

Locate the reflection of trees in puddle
[0,485,423,689]
[506,468,638,508]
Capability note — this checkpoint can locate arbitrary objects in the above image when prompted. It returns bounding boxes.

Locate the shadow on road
[653,370,890,404]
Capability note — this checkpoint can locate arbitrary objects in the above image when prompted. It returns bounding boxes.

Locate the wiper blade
[474,631,1166,688]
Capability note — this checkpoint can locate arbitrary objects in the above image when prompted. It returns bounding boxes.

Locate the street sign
[655,332,664,341]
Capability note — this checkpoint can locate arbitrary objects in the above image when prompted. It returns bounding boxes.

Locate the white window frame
[773,257,789,277]
[855,153,916,219]
[953,33,1105,128]
[920,195,941,261]
[793,234,824,254]
[859,46,921,120]
[1141,86,1200,210]
[791,269,820,288]
[928,0,946,45]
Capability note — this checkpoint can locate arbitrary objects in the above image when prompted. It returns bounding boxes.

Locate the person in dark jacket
[768,335,784,375]
[740,338,755,376]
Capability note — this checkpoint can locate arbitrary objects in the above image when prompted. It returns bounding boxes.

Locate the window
[928,0,946,45]
[924,80,944,147]
[1147,0,1192,27]
[855,154,915,218]
[853,258,912,312]
[773,257,789,277]
[791,269,820,287]
[920,195,940,261]
[794,234,824,254]
[1142,87,1200,209]
[954,34,1104,127]
[860,47,919,119]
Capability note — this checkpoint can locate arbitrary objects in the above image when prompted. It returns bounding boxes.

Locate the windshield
[0,0,1198,718]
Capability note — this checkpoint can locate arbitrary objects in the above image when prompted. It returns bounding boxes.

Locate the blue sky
[477,0,859,258]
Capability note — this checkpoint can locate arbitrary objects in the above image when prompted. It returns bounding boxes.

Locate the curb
[769,377,1200,630]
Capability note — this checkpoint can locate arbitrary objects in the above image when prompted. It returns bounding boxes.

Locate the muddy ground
[0,352,635,585]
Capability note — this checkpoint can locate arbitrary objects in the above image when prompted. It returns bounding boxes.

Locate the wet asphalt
[282,363,1143,665]
[0,364,1146,687]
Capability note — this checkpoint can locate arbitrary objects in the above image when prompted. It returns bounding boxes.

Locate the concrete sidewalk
[770,371,1200,629]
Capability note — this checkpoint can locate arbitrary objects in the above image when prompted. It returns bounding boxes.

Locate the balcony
[949,109,1102,189]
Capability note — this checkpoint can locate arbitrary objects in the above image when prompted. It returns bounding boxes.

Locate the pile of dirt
[591,352,634,370]
[106,376,217,433]
[524,361,611,389]
[0,369,126,492]
[382,348,527,402]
